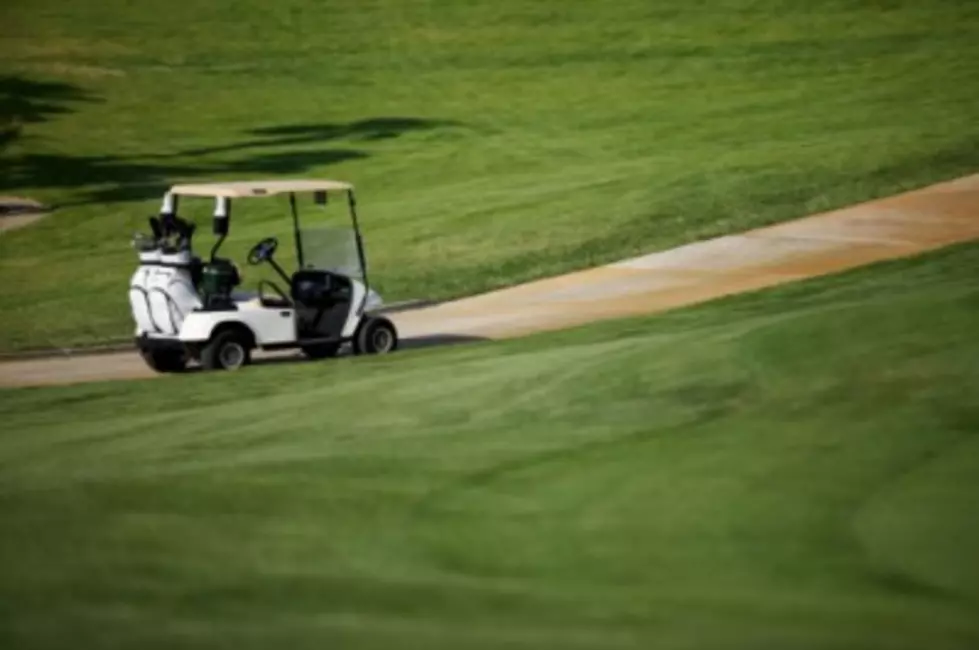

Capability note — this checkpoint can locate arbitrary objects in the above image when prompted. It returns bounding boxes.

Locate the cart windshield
[300,226,364,279]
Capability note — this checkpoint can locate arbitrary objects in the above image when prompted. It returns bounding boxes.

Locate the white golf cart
[129,179,398,372]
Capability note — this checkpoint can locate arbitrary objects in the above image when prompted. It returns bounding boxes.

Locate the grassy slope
[1,0,979,350]
[1,242,978,649]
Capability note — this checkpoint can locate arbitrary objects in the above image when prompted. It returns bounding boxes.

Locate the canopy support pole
[348,190,370,314]
[290,192,304,269]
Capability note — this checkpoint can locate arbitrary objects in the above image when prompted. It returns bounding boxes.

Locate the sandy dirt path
[2,174,977,388]
[0,197,47,234]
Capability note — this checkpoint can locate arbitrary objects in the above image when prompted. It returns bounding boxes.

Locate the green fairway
[1,241,978,649]
[2,0,979,350]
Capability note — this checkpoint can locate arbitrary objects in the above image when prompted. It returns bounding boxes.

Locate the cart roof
[168,179,353,198]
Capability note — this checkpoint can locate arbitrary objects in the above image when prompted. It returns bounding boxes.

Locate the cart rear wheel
[201,328,253,371]
[354,316,398,355]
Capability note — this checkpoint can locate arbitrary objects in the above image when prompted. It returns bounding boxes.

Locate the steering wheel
[247,237,278,265]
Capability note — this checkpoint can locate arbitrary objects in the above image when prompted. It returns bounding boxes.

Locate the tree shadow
[0,76,98,152]
[1,99,458,206]
[223,148,368,174]
[1,153,200,206]
[176,117,458,157]
[2,148,370,205]
[0,127,19,150]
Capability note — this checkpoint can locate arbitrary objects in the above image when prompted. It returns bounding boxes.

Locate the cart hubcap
[372,328,393,352]
[220,342,245,369]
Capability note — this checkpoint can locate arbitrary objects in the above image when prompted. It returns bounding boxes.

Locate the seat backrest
[291,270,354,339]
[291,270,334,307]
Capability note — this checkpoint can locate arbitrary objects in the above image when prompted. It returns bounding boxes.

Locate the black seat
[291,270,348,307]
[290,270,353,339]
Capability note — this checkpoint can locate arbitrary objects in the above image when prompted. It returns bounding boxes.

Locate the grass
[1,241,978,649]
[2,0,979,350]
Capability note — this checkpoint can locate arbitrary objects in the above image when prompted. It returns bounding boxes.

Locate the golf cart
[128,179,398,372]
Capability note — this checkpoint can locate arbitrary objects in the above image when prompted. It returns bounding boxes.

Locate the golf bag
[130,215,203,335]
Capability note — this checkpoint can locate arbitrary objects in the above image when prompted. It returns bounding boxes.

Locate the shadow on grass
[3,148,369,205]
[175,118,459,157]
[0,75,98,153]
[245,333,488,370]
[1,77,458,206]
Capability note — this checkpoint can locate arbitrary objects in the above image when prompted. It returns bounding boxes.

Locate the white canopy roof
[168,179,353,198]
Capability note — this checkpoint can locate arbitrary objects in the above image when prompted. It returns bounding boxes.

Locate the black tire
[139,348,187,373]
[301,342,341,360]
[201,328,253,371]
[354,316,398,355]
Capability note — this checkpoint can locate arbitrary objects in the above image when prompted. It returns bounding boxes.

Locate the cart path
[2,174,978,388]
[0,197,48,233]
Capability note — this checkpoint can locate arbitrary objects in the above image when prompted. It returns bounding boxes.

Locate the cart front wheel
[354,317,398,355]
